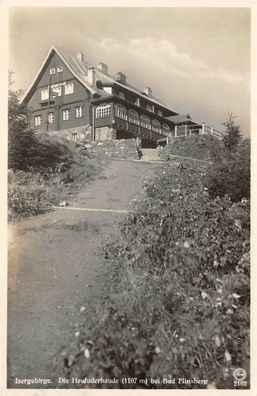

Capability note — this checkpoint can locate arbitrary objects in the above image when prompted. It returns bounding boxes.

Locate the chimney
[144,87,152,97]
[97,62,108,75]
[87,66,95,86]
[77,51,85,63]
[116,72,126,84]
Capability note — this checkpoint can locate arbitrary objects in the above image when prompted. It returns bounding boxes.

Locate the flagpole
[46,74,52,132]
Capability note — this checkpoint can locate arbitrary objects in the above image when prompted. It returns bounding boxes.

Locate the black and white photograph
[1,2,253,394]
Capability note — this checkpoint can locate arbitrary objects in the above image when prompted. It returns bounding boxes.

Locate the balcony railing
[174,124,223,139]
[114,116,170,141]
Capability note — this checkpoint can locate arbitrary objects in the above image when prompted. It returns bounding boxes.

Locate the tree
[222,113,241,157]
[8,72,77,174]
[8,72,39,170]
[204,115,250,202]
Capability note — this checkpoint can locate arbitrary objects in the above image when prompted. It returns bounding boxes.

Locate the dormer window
[151,106,155,113]
[146,104,151,112]
[50,68,56,75]
[135,98,140,106]
[118,92,125,99]
[57,66,63,72]
[158,110,162,116]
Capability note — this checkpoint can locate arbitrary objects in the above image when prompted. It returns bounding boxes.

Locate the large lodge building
[21,46,202,147]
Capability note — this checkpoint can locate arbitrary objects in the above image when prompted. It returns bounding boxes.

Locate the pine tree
[222,113,241,157]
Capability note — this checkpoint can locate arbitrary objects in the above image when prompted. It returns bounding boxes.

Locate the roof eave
[20,46,97,105]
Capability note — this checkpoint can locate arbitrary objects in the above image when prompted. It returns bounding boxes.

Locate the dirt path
[7,159,162,389]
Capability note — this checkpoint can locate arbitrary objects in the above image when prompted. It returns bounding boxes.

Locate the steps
[89,139,139,160]
[141,148,162,162]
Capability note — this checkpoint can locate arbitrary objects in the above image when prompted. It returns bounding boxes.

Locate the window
[162,123,170,136]
[72,133,78,141]
[151,106,155,113]
[95,104,111,118]
[51,84,62,96]
[152,119,161,133]
[135,98,140,106]
[128,109,139,125]
[158,110,162,116]
[34,115,42,126]
[41,89,49,101]
[140,114,151,130]
[103,87,112,94]
[115,104,127,120]
[65,83,74,95]
[57,66,63,72]
[50,68,56,75]
[62,109,70,121]
[146,104,152,112]
[75,106,83,118]
[48,113,54,124]
[118,92,125,99]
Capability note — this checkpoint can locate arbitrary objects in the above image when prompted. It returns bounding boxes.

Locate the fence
[168,123,224,142]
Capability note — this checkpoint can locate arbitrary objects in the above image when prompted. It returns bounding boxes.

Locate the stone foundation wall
[89,139,139,160]
[36,125,93,142]
[95,126,116,141]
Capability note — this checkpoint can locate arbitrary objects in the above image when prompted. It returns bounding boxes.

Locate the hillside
[160,135,223,161]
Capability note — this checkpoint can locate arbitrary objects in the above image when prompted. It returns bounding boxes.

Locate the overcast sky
[9,7,250,134]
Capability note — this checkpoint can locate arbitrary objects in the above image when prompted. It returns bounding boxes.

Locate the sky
[9,7,250,135]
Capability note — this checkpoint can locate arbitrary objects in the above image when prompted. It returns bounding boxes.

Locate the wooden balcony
[113,116,167,142]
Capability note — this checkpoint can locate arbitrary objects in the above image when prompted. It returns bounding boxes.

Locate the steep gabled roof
[20,46,177,115]
[20,46,105,104]
[166,114,201,126]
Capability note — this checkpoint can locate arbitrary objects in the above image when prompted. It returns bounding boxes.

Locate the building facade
[21,46,201,147]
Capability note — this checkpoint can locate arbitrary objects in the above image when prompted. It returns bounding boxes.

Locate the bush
[204,138,250,202]
[8,170,54,220]
[60,161,250,389]
[8,138,104,221]
[203,116,250,202]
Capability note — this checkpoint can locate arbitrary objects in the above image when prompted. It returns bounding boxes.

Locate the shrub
[8,170,53,220]
[8,139,104,221]
[60,161,250,389]
[204,138,250,202]
[203,116,250,202]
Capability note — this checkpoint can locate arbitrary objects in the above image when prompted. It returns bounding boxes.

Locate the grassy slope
[161,135,223,161]
[8,139,109,221]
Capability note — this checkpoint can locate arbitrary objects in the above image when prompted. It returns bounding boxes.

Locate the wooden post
[210,126,213,135]
[185,124,188,137]
[189,127,192,136]
[92,105,95,141]
[175,125,178,137]
[201,122,205,135]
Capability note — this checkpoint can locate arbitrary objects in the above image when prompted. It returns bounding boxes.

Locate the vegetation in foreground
[8,137,104,221]
[59,118,250,389]
[8,74,105,221]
